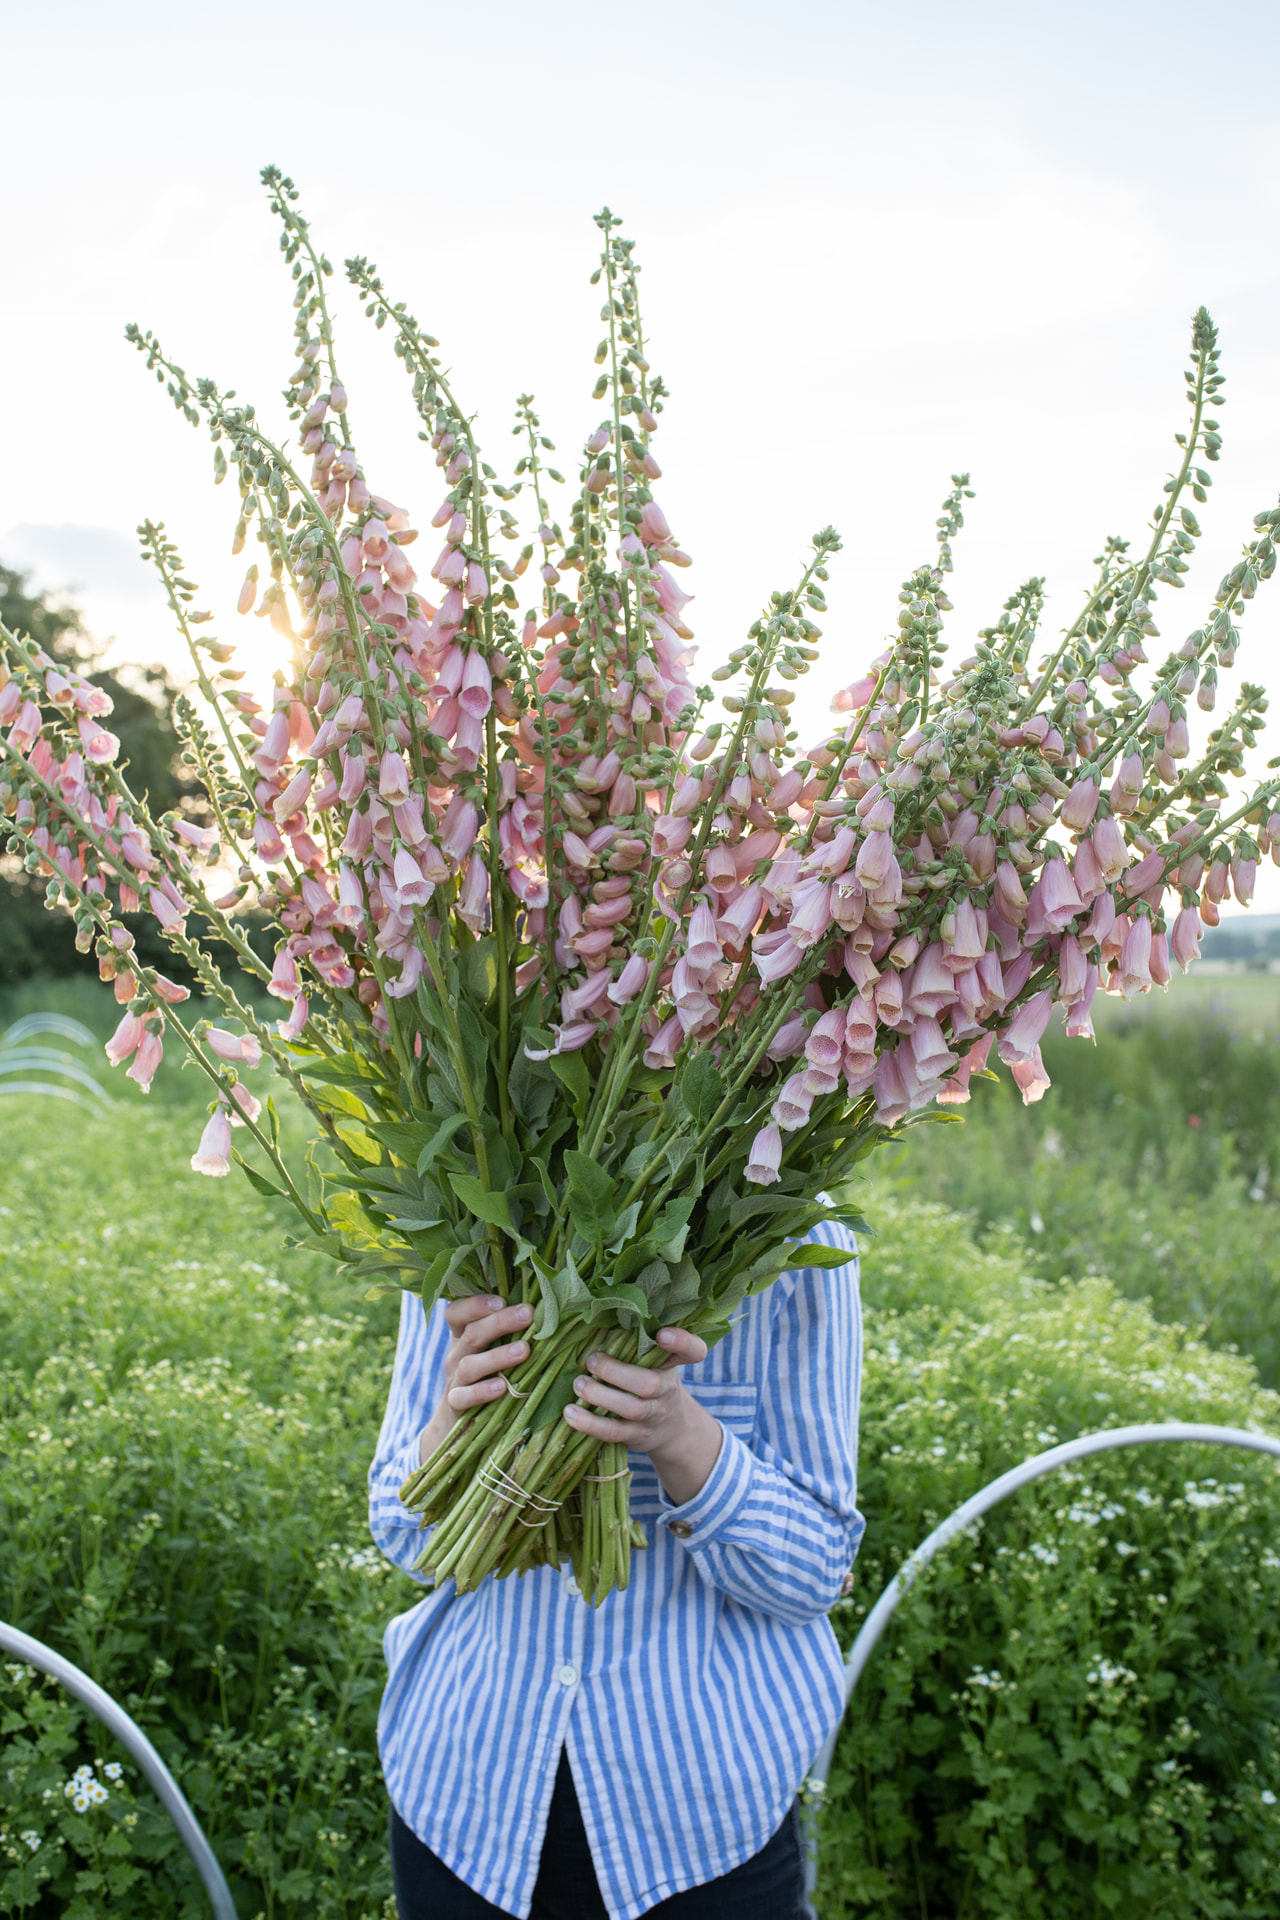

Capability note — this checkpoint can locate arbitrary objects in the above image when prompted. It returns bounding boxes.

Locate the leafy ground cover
[3,978,1280,1915]
[820,1192,1280,1917]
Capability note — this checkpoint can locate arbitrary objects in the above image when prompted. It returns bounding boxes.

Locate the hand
[418,1296,534,1464]
[563,1326,723,1508]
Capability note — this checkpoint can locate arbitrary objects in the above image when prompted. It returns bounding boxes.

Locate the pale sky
[5,0,1279,906]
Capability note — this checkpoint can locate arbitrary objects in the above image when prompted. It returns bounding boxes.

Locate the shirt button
[669,1521,692,1539]
[558,1664,578,1687]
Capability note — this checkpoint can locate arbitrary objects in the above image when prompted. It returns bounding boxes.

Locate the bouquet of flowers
[3,169,1277,1603]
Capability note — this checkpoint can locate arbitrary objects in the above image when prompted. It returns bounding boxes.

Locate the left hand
[563,1326,724,1508]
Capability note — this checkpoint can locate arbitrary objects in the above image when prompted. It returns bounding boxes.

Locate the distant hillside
[1202,914,1280,966]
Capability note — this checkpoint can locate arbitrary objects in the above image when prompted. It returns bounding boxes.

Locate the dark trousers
[390,1749,805,1919]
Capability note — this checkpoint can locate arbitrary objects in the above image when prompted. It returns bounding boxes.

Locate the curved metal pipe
[0,1619,238,1920]
[802,1421,1280,1911]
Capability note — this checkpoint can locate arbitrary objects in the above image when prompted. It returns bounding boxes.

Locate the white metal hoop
[0,1619,238,1919]
[801,1421,1280,1914]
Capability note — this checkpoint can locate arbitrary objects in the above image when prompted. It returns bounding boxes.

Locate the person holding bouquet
[369,1217,862,1920]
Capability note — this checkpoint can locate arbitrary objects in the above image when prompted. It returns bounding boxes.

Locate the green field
[4,976,1280,1916]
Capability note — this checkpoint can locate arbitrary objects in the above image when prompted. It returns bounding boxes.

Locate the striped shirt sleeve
[368,1289,448,1580]
[657,1229,864,1625]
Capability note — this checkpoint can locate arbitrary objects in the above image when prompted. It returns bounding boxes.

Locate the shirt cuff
[384,1435,429,1524]
[657,1423,755,1547]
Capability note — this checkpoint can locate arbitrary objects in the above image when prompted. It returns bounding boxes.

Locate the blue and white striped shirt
[368,1218,863,1920]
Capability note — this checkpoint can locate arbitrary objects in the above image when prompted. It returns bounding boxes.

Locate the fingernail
[574,1376,589,1394]
[658,1329,678,1345]
[512,1342,528,1358]
[564,1406,582,1425]
[514,1304,533,1322]
[588,1352,604,1370]
[486,1298,504,1311]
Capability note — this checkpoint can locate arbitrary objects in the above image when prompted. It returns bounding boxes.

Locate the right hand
[418,1296,534,1463]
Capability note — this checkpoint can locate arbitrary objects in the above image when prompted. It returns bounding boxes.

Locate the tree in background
[0,564,195,986]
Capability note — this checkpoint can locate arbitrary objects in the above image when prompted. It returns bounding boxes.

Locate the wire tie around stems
[582,1467,632,1483]
[503,1376,531,1399]
[477,1455,564,1516]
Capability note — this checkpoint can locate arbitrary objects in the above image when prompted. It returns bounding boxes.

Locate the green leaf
[607,1199,642,1248]
[416,1111,470,1174]
[533,1154,560,1213]
[384,1214,444,1233]
[448,1173,513,1232]
[628,1064,674,1094]
[369,1119,430,1165]
[324,1190,382,1243]
[232,1153,290,1203]
[534,1248,593,1340]
[528,1362,582,1432]
[789,1242,859,1269]
[582,1281,652,1327]
[563,1149,616,1244]
[265,1095,281,1149]
[680,1050,724,1128]
[334,1124,382,1164]
[463,935,499,1007]
[546,1049,590,1116]
[659,1254,702,1317]
[289,1048,382,1090]
[630,1257,672,1303]
[457,1002,493,1091]
[419,1249,454,1313]
[651,1194,696,1262]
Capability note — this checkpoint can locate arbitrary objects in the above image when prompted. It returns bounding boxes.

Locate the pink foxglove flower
[126,1028,164,1093]
[744,1122,783,1186]
[190,1107,233,1177]
[1171,906,1202,972]
[1010,1046,1051,1104]
[105,1010,145,1067]
[206,1028,263,1067]
[998,989,1053,1065]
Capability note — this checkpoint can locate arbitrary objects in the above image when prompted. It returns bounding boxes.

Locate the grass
[893,985,1280,1386]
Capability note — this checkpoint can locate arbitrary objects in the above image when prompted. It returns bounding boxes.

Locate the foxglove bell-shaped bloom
[456,854,488,932]
[993,861,1027,925]
[805,1008,847,1070]
[607,953,651,1006]
[393,846,434,909]
[277,994,309,1040]
[998,988,1053,1064]
[105,1010,145,1067]
[206,1028,263,1067]
[685,901,723,974]
[1010,1045,1051,1104]
[1171,905,1202,971]
[378,748,412,804]
[744,1122,783,1186]
[854,831,901,904]
[1118,914,1153,997]
[190,1107,233,1177]
[440,797,479,865]
[1091,815,1129,884]
[1061,776,1100,831]
[772,1072,814,1131]
[127,1028,164,1093]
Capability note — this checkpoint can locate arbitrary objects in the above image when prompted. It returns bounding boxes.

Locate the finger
[573,1373,653,1423]
[655,1327,708,1365]
[448,1376,509,1412]
[586,1352,666,1399]
[456,1341,529,1386]
[457,1301,534,1354]
[563,1404,648,1447]
[445,1296,506,1335]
